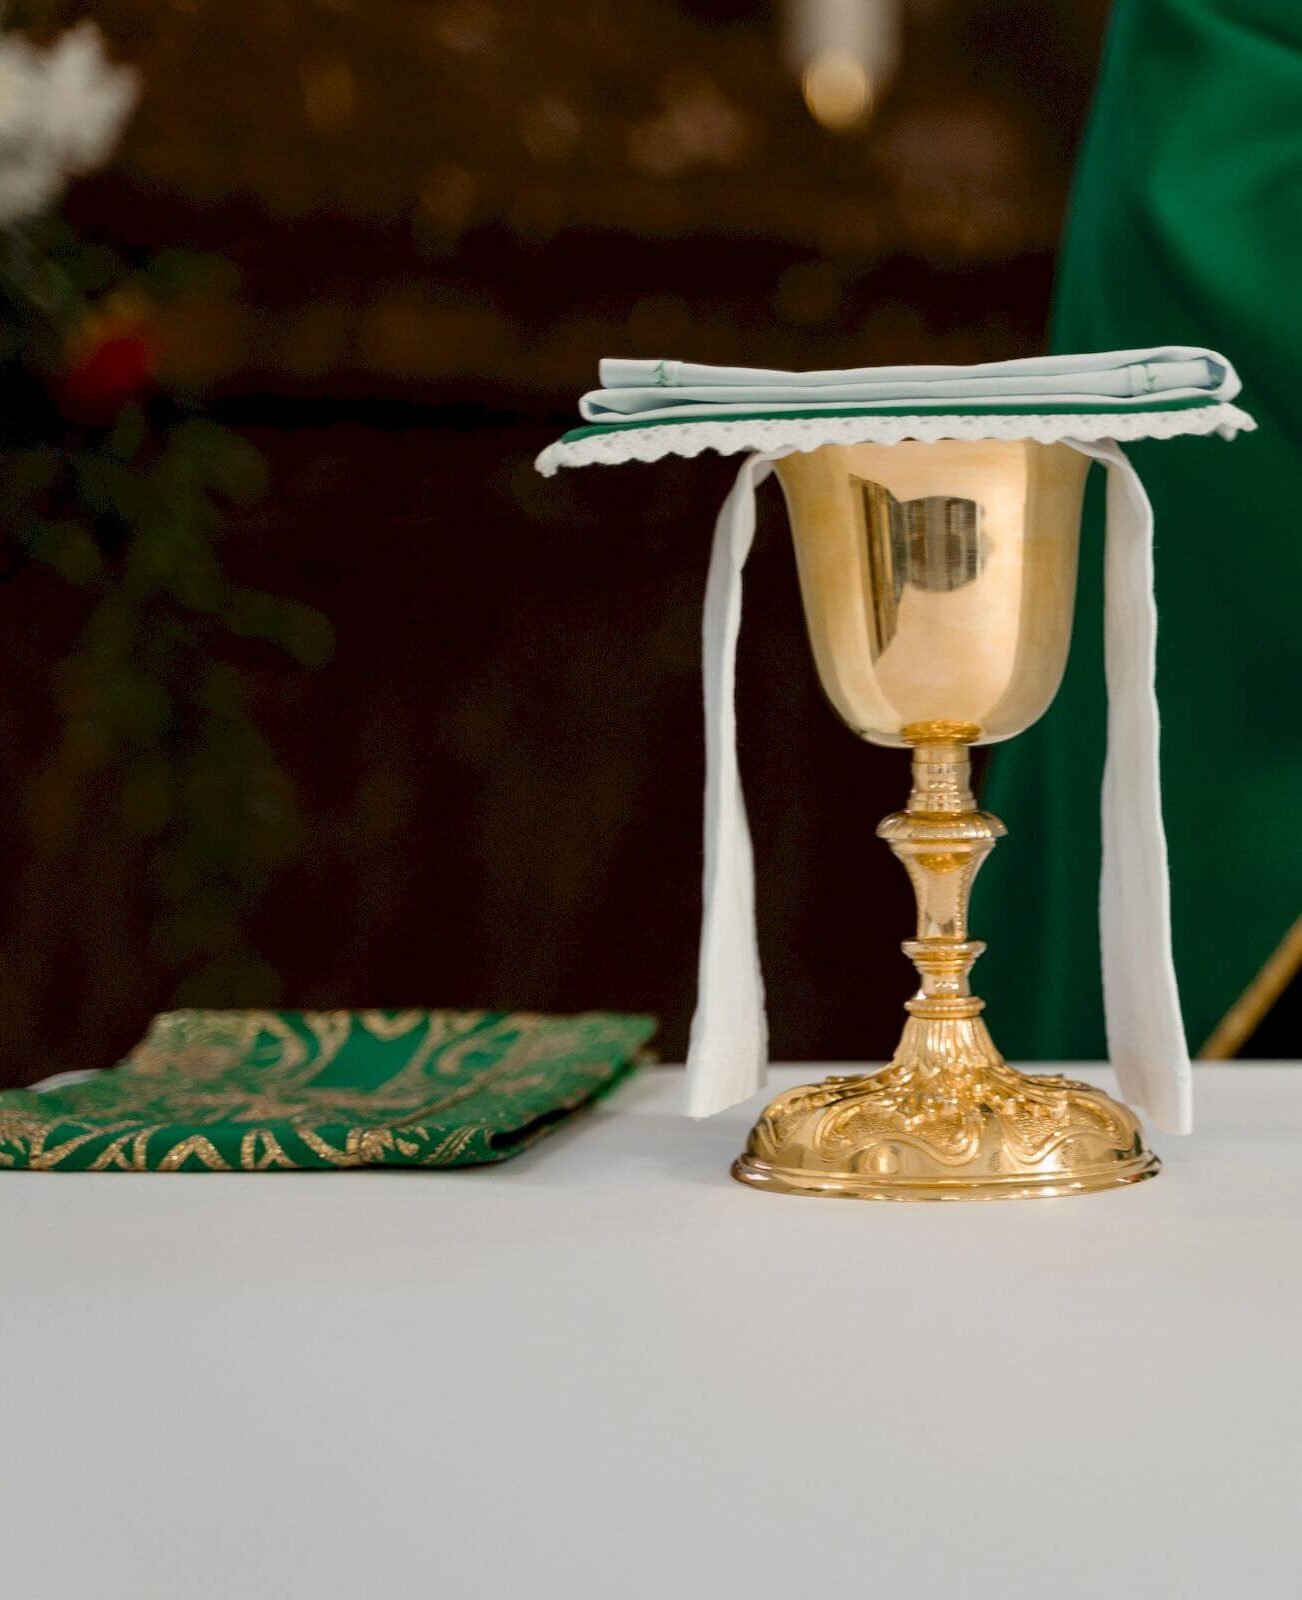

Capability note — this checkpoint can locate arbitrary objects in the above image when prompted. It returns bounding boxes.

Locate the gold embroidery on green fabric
[156,1135,232,1172]
[239,1128,296,1171]
[422,1126,487,1164]
[358,1009,427,1041]
[0,1009,655,1172]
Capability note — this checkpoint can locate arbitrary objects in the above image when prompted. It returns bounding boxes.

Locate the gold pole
[1199,914,1302,1060]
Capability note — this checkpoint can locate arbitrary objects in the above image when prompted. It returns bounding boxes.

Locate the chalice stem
[877,729,1006,1090]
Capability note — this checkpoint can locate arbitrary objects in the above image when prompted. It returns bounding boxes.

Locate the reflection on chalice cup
[732,439,1161,1200]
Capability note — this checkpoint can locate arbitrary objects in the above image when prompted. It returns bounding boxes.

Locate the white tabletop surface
[2,1062,1300,1600]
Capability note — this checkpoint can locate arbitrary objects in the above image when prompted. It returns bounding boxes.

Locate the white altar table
[2,1064,1298,1599]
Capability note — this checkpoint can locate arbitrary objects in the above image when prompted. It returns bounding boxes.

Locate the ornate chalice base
[732,1057,1161,1203]
[733,736,1161,1201]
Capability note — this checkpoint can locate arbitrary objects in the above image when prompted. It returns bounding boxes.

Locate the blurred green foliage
[0,217,332,1005]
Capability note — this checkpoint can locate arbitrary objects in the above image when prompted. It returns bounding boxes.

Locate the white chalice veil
[537,350,1255,1134]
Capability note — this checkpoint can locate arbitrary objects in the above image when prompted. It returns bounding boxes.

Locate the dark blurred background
[0,0,1116,1085]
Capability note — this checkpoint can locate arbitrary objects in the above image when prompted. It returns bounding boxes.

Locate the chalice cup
[732,439,1161,1200]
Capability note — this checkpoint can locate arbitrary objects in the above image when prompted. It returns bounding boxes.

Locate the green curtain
[979,0,1302,1060]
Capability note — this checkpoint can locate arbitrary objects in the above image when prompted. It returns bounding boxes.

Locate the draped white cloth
[536,350,1256,1135]
[686,442,1192,1131]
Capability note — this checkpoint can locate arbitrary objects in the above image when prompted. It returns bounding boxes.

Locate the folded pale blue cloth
[579,348,1239,423]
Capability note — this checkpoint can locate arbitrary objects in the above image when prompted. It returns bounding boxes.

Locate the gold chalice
[733,439,1161,1200]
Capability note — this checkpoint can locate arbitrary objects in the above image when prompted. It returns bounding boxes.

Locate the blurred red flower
[53,303,158,425]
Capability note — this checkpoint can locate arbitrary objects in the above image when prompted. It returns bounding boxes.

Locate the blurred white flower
[0,22,138,227]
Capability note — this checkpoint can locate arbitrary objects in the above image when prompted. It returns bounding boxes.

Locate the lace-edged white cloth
[535,403,1254,475]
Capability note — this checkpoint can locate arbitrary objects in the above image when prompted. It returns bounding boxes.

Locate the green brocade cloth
[0,1009,655,1172]
[980,0,1302,1059]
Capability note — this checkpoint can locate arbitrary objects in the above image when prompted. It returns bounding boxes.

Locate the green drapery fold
[980,0,1302,1060]
[0,1008,655,1171]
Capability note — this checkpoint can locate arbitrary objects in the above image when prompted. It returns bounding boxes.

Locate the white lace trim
[535,403,1255,475]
